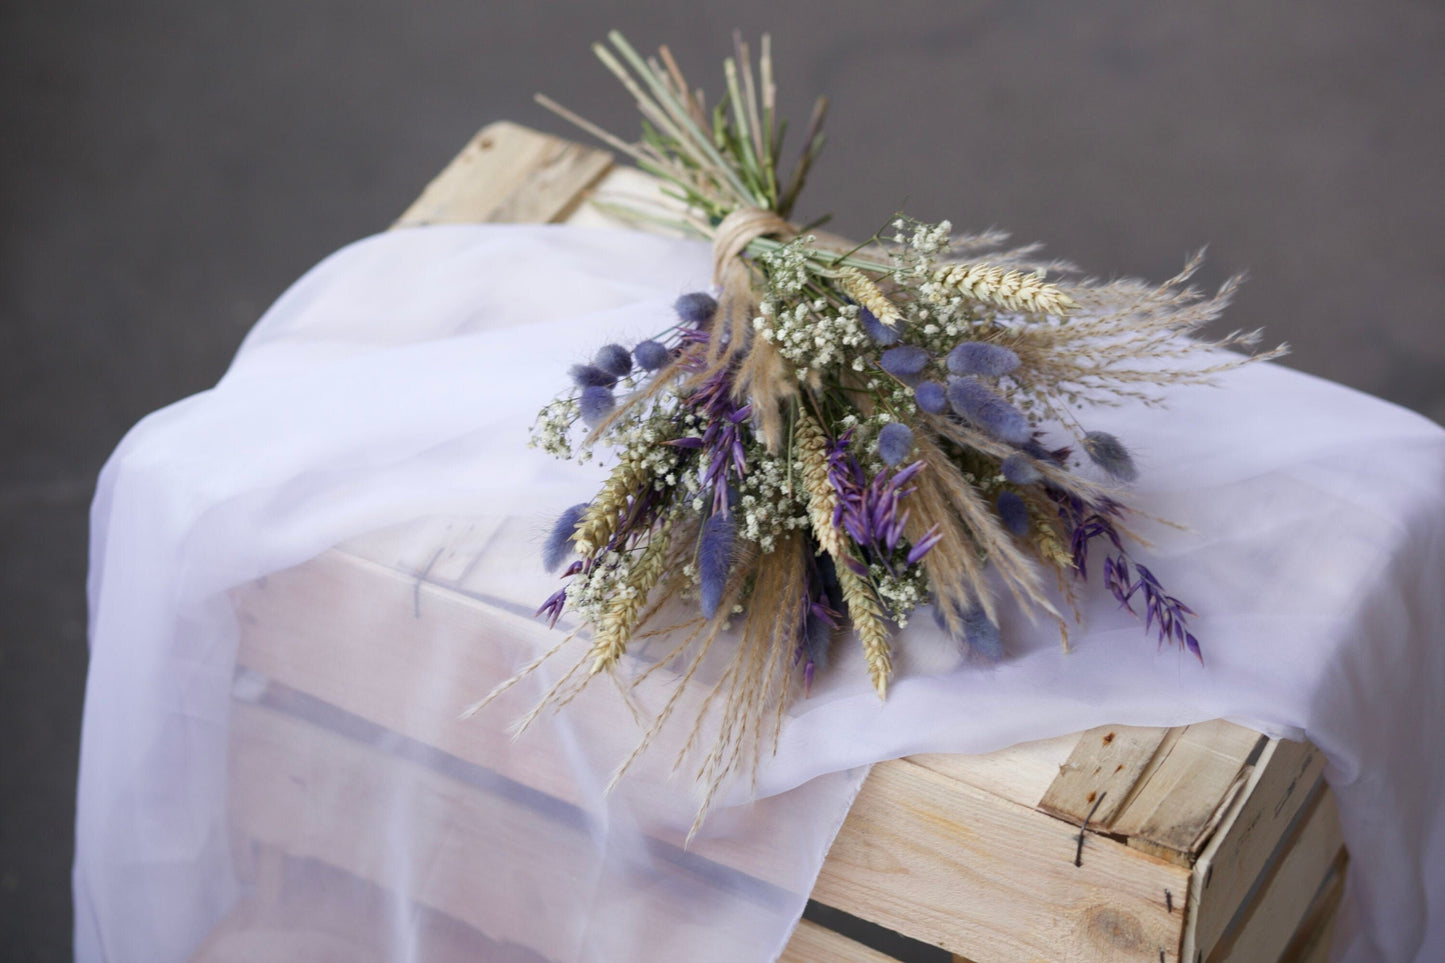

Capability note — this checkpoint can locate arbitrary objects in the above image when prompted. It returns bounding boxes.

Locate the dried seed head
[947,341,1020,377]
[579,385,615,427]
[914,380,947,414]
[632,339,669,371]
[1083,431,1138,482]
[996,491,1030,536]
[595,343,633,377]
[876,422,914,467]
[674,291,718,324]
[543,502,590,572]
[1001,452,1043,486]
[946,377,1031,445]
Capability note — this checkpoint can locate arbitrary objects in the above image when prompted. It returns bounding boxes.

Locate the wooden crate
[195,123,1346,963]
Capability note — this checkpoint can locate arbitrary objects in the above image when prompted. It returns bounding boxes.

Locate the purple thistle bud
[876,422,914,466]
[880,345,931,383]
[578,385,615,427]
[860,305,902,345]
[947,341,1020,377]
[996,491,1030,536]
[913,380,947,414]
[674,291,718,325]
[1083,431,1139,482]
[632,339,669,371]
[543,503,589,572]
[946,377,1031,445]
[698,510,735,619]
[595,343,632,378]
[569,363,617,389]
[1001,452,1043,486]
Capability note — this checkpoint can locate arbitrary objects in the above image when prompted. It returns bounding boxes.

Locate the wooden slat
[779,919,899,963]
[1183,737,1327,960]
[230,701,857,963]
[394,121,612,228]
[1108,721,1265,861]
[1040,724,1174,825]
[1207,789,1345,962]
[810,758,1190,962]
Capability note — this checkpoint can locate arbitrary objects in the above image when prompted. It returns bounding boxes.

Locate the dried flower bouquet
[488,32,1283,806]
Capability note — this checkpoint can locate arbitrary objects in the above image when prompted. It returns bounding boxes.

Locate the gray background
[3,1,1442,958]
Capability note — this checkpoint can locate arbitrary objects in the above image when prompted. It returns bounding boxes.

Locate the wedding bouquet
[488,33,1281,810]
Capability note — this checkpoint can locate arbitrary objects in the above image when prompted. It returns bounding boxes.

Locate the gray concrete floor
[2,1,1442,959]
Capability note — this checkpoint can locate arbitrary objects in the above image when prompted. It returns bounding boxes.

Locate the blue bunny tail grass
[1001,452,1043,486]
[1083,430,1138,482]
[946,377,1031,445]
[632,339,669,371]
[698,508,735,619]
[595,343,633,377]
[860,305,902,345]
[997,490,1030,536]
[913,380,947,414]
[880,345,930,382]
[674,291,718,324]
[876,422,914,466]
[579,385,615,427]
[946,341,1020,377]
[543,502,590,572]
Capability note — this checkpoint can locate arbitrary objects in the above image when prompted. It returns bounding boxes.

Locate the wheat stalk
[588,522,673,675]
[836,561,893,698]
[836,267,902,328]
[933,261,1075,316]
[573,455,649,556]
[794,411,847,558]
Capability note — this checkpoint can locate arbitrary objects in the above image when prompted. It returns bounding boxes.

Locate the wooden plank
[1108,720,1265,861]
[1040,724,1174,826]
[394,120,612,228]
[779,919,900,963]
[230,701,850,963]
[1279,856,1346,963]
[810,758,1191,962]
[1207,789,1345,962]
[909,731,1083,811]
[1183,737,1328,960]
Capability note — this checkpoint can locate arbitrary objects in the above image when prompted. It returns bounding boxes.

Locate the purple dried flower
[543,502,589,572]
[905,525,943,565]
[880,345,931,383]
[860,305,902,345]
[595,343,633,378]
[688,368,752,513]
[947,341,1020,377]
[876,422,914,466]
[1001,452,1043,486]
[633,339,669,371]
[536,587,567,629]
[569,363,617,389]
[827,432,926,563]
[946,377,1031,445]
[698,509,735,619]
[913,380,947,414]
[1083,431,1138,482]
[674,292,718,325]
[996,491,1030,536]
[578,385,615,427]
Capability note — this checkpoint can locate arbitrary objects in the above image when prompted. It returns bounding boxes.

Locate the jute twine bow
[707,208,795,369]
[707,207,798,449]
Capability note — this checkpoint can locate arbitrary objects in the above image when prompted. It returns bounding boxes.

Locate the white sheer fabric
[77,225,1445,961]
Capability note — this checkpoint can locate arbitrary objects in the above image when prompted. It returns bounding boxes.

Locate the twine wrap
[707,208,795,372]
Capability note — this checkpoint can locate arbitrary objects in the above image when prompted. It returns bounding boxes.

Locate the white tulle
[76,224,1445,961]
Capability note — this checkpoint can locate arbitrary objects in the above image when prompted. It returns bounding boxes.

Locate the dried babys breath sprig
[491,31,1284,819]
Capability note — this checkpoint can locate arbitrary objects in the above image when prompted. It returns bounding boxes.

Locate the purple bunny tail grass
[947,341,1020,377]
[632,339,669,371]
[997,491,1030,536]
[543,503,590,572]
[674,292,718,325]
[860,305,902,345]
[914,380,947,414]
[1083,431,1139,482]
[946,377,1032,445]
[698,509,735,620]
[932,597,1005,661]
[1001,452,1043,486]
[880,345,931,384]
[578,385,615,427]
[569,363,617,389]
[595,343,633,378]
[876,422,914,466]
